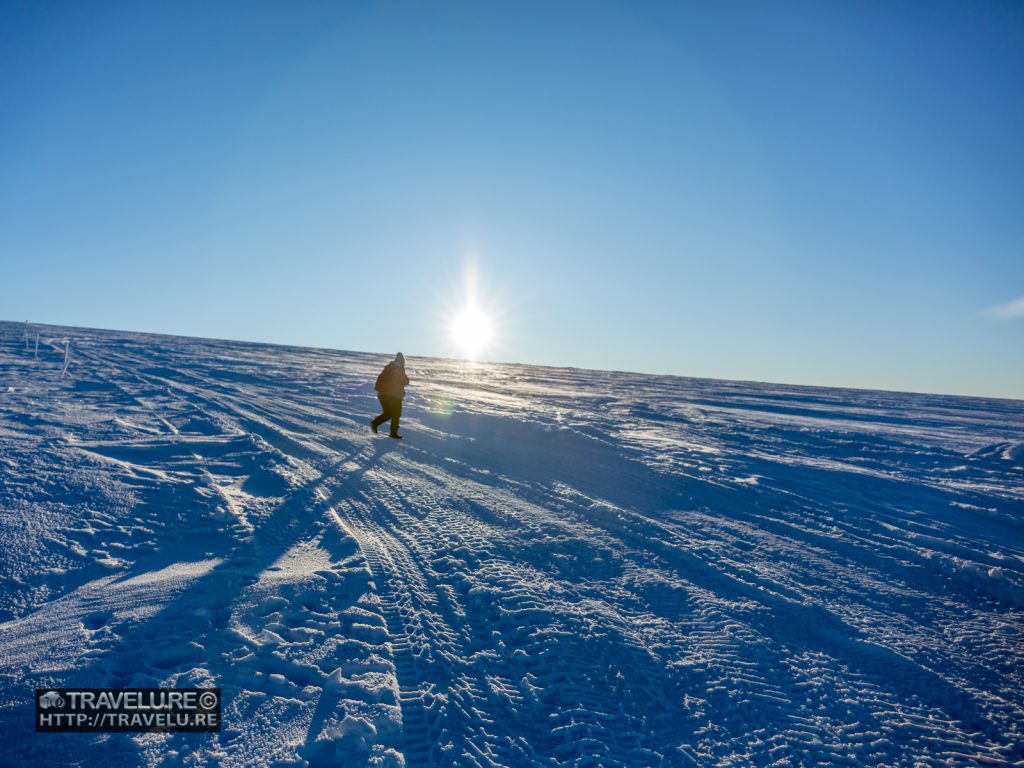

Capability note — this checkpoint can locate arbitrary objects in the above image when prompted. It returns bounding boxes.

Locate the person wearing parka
[371,352,409,439]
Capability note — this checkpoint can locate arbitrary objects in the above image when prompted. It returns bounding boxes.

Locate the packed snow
[1,321,1022,767]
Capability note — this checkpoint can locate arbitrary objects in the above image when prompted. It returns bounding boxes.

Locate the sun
[449,305,494,360]
[440,258,504,362]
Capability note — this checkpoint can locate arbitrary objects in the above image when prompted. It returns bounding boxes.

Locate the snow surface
[1,321,1022,767]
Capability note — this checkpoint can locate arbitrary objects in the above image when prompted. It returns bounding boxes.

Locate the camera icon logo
[39,691,65,709]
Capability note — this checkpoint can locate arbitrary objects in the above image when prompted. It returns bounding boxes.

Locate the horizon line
[3,317,1021,405]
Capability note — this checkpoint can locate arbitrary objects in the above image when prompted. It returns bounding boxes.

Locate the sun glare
[449,305,495,360]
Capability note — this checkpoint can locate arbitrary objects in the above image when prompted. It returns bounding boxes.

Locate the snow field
[1,322,1022,767]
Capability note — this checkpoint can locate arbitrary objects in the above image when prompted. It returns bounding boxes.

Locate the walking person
[371,352,409,439]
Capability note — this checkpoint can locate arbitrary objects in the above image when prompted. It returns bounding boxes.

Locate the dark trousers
[372,394,403,435]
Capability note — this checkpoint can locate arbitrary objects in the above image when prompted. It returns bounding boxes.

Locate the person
[371,352,409,439]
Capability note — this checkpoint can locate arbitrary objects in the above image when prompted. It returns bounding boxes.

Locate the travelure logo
[35,687,220,733]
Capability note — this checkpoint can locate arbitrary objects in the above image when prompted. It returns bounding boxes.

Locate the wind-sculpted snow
[1,322,1022,767]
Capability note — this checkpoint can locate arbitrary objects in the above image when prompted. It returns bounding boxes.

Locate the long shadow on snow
[3,440,398,766]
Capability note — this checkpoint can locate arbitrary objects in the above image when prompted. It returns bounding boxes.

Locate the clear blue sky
[2,1,1022,399]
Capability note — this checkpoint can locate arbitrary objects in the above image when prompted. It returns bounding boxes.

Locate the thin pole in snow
[61,340,71,379]
[34,333,39,358]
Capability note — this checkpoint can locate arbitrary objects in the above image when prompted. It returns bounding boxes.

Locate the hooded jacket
[375,360,409,399]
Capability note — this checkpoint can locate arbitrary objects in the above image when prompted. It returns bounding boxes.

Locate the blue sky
[2,1,1022,399]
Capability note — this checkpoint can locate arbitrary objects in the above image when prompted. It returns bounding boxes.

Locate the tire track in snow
[544,479,1018,763]
[331,455,699,767]
[331,488,526,768]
